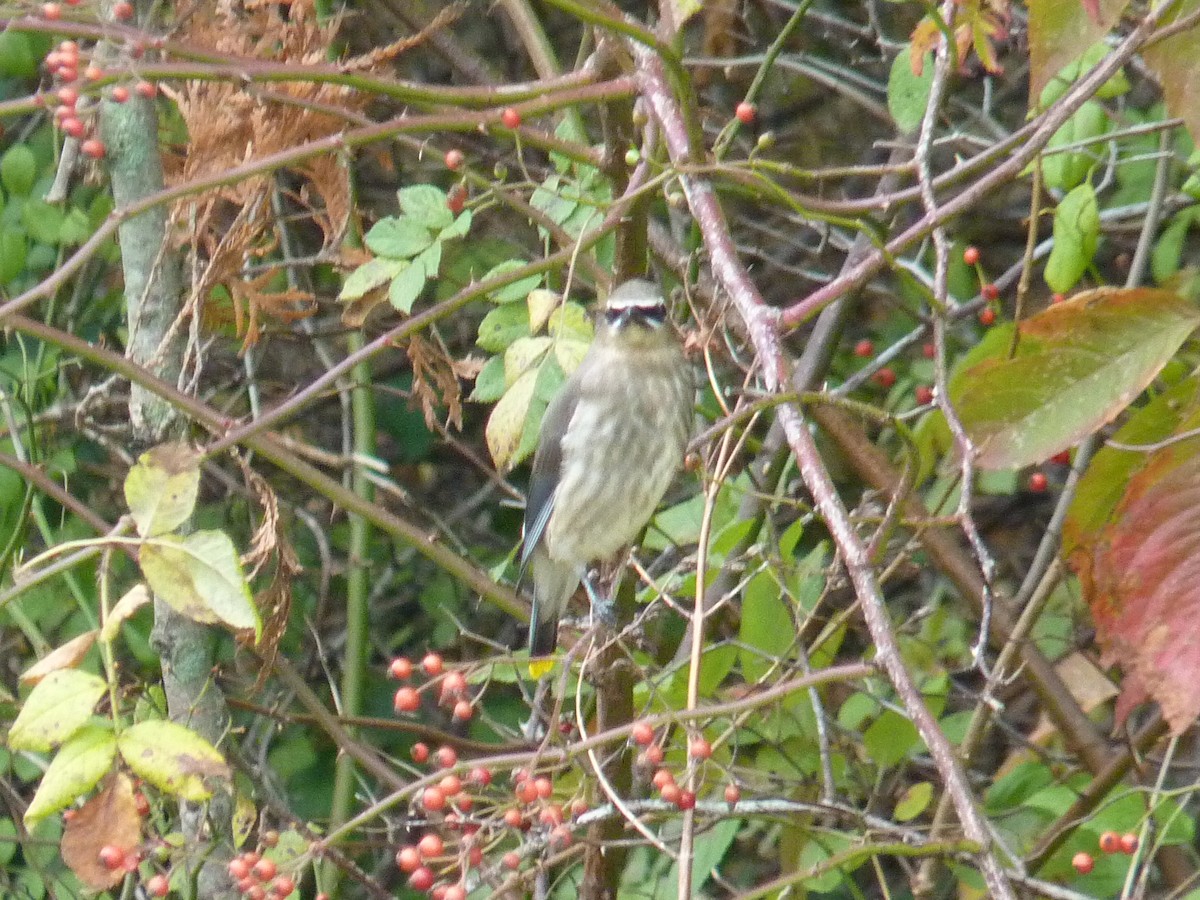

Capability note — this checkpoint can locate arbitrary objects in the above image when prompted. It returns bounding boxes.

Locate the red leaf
[1084,434,1200,733]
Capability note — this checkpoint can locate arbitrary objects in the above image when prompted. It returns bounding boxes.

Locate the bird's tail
[527,549,578,657]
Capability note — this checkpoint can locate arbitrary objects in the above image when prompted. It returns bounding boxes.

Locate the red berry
[467,766,491,786]
[451,700,473,720]
[735,101,756,125]
[146,874,169,897]
[501,107,521,129]
[42,3,62,20]
[81,138,106,159]
[688,738,712,760]
[1098,831,1120,854]
[631,722,654,746]
[394,686,419,713]
[502,850,521,870]
[439,774,462,797]
[963,246,981,266]
[447,184,467,215]
[978,307,996,326]
[652,768,674,789]
[422,787,446,812]
[422,652,444,676]
[981,283,1000,301]
[922,342,936,358]
[58,66,77,83]
[873,367,897,389]
[539,804,564,827]
[503,808,524,829]
[409,867,435,892]
[724,783,741,805]
[135,80,156,99]
[113,0,134,19]
[84,65,103,81]
[61,117,85,138]
[550,825,573,848]
[1028,471,1048,493]
[915,385,934,405]
[516,780,538,804]
[411,742,430,764]
[569,799,588,818]
[442,671,467,696]
[271,876,296,897]
[1072,851,1094,875]
[466,844,482,867]
[134,791,150,817]
[1120,833,1139,854]
[246,887,267,900]
[443,886,466,900]
[57,86,78,106]
[396,846,420,873]
[1050,450,1071,465]
[444,149,464,170]
[853,338,874,358]
[111,86,130,103]
[99,846,125,870]
[643,744,664,765]
[659,782,682,804]
[228,856,251,879]
[252,858,277,881]
[436,745,457,769]
[677,790,696,810]
[1051,292,1066,304]
[389,657,413,679]
[418,833,444,857]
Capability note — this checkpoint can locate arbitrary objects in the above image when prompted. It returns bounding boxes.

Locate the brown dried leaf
[407,333,464,430]
[101,584,153,642]
[20,632,98,684]
[61,772,141,890]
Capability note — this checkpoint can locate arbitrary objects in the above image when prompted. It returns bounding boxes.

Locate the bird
[520,278,694,656]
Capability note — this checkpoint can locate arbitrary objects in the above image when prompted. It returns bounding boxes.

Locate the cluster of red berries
[43,33,160,160]
[227,847,296,898]
[630,722,739,810]
[963,246,1001,324]
[41,0,132,21]
[390,652,475,723]
[1071,830,1139,874]
[96,844,170,897]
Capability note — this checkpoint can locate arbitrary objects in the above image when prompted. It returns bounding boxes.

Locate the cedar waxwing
[520,279,693,655]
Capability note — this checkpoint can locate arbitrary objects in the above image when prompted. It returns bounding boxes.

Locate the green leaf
[58,207,92,246]
[1028,0,1131,104]
[1143,0,1200,145]
[1044,182,1099,293]
[469,354,506,403]
[483,260,542,304]
[952,287,1200,469]
[548,302,593,342]
[438,209,473,241]
[397,184,452,230]
[22,200,64,246]
[8,669,107,752]
[1041,101,1108,191]
[117,720,229,802]
[365,217,432,259]
[887,47,935,134]
[485,368,538,472]
[1152,209,1198,284]
[863,709,919,767]
[894,781,933,822]
[24,726,117,827]
[123,443,201,538]
[739,571,795,682]
[339,257,406,301]
[476,302,530,353]
[139,531,259,634]
[388,260,426,313]
[503,336,552,387]
[1,145,36,197]
[663,818,740,897]
[0,226,28,284]
[0,32,38,78]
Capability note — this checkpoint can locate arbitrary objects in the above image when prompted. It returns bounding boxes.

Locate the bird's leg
[578,565,616,629]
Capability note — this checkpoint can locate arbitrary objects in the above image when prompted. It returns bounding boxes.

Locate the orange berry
[422,787,446,812]
[42,3,62,20]
[688,738,712,760]
[422,652,444,676]
[113,0,134,19]
[410,742,430,764]
[1120,833,1139,854]
[963,246,980,266]
[389,657,413,679]
[135,80,156,99]
[1072,851,1094,874]
[81,138,105,159]
[631,722,654,746]
[1098,831,1120,854]
[418,833,444,857]
[111,86,130,103]
[734,101,756,125]
[724,783,741,804]
[436,745,457,768]
[393,686,419,713]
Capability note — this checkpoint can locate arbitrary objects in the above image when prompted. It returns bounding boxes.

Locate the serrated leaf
[739,572,795,682]
[8,669,106,752]
[365,217,432,259]
[887,46,934,134]
[139,531,259,634]
[339,257,406,301]
[117,720,229,802]
[476,303,530,353]
[485,369,538,471]
[1044,183,1099,293]
[388,260,427,313]
[548,302,593,342]
[527,288,560,333]
[483,260,542,304]
[123,443,201,538]
[397,184,452,230]
[469,354,506,403]
[951,288,1200,470]
[23,726,117,827]
[438,209,472,241]
[503,336,552,387]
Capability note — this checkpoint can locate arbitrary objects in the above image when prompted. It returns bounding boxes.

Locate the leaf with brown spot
[61,772,141,891]
[1027,0,1131,102]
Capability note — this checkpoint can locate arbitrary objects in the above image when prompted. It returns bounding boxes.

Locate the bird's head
[599,279,672,349]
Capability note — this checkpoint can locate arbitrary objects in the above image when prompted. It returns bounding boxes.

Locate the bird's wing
[518,375,583,576]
